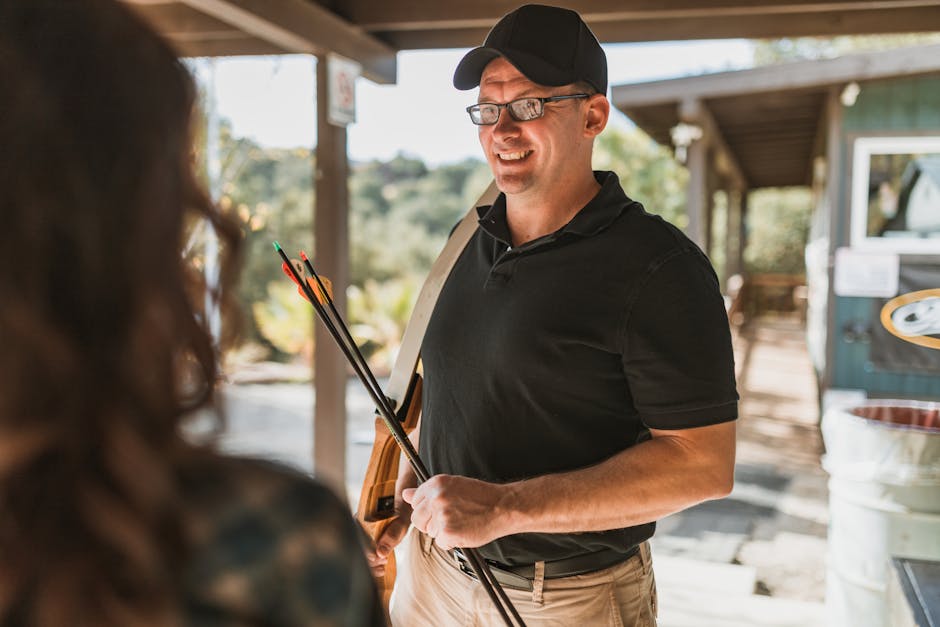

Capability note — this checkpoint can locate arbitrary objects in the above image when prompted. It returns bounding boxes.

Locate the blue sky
[193,40,754,165]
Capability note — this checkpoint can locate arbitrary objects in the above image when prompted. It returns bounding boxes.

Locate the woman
[0,2,382,625]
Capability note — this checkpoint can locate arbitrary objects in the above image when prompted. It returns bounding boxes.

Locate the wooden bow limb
[284,245,417,597]
[354,371,422,608]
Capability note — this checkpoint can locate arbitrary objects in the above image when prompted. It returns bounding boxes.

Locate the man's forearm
[499,421,736,536]
[403,420,735,550]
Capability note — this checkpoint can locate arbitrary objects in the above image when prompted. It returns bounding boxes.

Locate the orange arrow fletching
[307,275,332,305]
[280,260,332,305]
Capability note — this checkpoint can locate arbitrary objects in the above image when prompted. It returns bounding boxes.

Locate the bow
[354,367,421,608]
[351,180,498,606]
[274,182,526,626]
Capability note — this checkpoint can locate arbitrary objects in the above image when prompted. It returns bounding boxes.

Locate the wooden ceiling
[612,44,940,188]
[126,0,940,84]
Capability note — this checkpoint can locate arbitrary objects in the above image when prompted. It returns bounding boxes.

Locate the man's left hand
[402,474,516,550]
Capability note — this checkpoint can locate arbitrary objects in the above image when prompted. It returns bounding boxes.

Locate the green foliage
[251,280,313,360]
[593,126,688,228]
[744,188,813,274]
[213,134,490,364]
[345,155,491,366]
[347,277,420,375]
[349,155,490,286]
[221,133,314,352]
[753,34,940,65]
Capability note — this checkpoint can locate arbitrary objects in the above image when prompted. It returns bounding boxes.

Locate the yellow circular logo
[880,288,940,350]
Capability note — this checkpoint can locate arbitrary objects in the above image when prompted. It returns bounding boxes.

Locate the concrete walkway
[649,315,828,625]
[218,314,830,625]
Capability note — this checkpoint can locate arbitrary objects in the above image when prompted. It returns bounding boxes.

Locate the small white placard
[327,53,360,127]
[833,247,900,297]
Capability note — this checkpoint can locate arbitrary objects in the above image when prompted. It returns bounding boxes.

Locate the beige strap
[385,180,499,406]
[532,561,545,605]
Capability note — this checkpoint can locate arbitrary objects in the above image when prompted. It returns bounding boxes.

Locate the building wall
[829,75,940,400]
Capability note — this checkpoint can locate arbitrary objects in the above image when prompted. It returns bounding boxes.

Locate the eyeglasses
[466,94,590,126]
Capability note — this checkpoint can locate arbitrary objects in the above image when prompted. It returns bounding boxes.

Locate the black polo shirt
[420,171,738,566]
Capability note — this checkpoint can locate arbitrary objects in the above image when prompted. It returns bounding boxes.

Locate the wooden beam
[313,55,350,492]
[613,42,940,108]
[129,1,940,56]
[680,98,747,190]
[378,7,940,49]
[128,2,233,35]
[125,3,295,56]
[346,0,940,31]
[175,0,396,83]
[169,36,289,57]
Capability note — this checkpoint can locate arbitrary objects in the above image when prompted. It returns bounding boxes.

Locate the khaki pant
[390,527,657,627]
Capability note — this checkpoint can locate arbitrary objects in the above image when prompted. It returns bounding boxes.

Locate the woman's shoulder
[177,452,382,625]
[179,452,353,534]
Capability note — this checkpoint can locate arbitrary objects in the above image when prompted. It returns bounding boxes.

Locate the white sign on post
[833,247,900,298]
[327,53,360,127]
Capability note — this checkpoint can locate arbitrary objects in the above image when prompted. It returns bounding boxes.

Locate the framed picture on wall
[851,136,940,253]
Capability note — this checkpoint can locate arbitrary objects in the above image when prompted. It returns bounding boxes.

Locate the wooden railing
[725,273,807,327]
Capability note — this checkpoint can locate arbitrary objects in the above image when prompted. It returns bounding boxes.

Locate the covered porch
[125,0,940,490]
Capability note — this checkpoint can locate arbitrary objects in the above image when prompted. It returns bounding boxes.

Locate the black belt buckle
[453,549,533,592]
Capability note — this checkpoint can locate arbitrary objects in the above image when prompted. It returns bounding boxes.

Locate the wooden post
[821,86,844,395]
[686,134,708,249]
[704,164,719,261]
[313,55,349,493]
[739,189,749,274]
[725,186,743,283]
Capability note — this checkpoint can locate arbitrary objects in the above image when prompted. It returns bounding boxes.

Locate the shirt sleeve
[621,247,739,430]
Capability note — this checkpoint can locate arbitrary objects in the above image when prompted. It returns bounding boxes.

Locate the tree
[593,126,688,227]
[212,123,692,367]
[744,188,812,275]
[754,34,940,65]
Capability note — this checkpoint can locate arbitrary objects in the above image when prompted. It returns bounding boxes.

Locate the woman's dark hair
[0,1,241,623]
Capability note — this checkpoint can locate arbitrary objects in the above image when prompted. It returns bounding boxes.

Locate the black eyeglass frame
[466,93,591,126]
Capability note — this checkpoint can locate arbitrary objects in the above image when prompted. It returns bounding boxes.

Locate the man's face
[476,57,592,200]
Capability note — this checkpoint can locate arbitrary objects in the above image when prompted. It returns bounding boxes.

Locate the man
[369,5,738,625]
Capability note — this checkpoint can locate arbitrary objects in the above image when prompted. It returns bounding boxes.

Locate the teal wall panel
[831,75,940,399]
[832,296,940,400]
[844,77,940,133]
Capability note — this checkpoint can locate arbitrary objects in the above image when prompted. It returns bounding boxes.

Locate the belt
[451,545,639,592]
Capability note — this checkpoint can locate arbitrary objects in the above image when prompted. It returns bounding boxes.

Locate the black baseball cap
[453,4,607,94]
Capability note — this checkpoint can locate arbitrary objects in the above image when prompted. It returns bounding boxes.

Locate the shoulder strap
[385,181,499,405]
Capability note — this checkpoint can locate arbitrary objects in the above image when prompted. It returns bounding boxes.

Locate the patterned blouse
[179,455,385,626]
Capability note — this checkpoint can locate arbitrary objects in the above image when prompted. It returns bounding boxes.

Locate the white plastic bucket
[821,400,940,627]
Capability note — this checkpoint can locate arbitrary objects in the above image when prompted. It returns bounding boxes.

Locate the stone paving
[653,315,829,603]
[217,314,831,619]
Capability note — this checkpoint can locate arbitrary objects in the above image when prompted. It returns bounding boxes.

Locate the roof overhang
[125,0,398,84]
[611,44,940,189]
[124,1,940,87]
[358,0,940,50]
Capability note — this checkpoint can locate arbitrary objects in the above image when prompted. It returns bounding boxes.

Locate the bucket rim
[825,399,940,433]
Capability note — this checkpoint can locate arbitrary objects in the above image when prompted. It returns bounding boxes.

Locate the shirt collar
[475,171,632,246]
